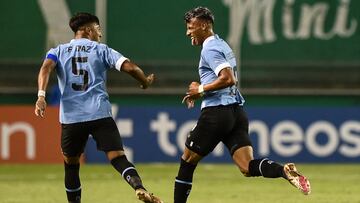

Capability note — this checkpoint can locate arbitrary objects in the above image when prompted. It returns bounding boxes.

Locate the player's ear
[84,26,91,34]
[201,22,209,30]
[201,23,206,30]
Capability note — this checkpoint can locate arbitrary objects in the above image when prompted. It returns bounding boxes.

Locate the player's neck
[204,29,214,39]
[74,31,91,40]
[201,31,215,46]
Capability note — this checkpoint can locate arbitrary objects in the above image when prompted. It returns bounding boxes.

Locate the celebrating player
[174,6,311,203]
[34,12,163,203]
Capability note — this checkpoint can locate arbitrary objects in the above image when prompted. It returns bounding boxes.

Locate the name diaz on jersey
[66,45,91,53]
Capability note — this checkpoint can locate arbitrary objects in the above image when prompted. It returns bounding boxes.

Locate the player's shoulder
[204,35,223,48]
[201,41,222,55]
[46,43,66,56]
[49,41,69,50]
[96,42,109,49]
[95,42,118,54]
[203,36,231,54]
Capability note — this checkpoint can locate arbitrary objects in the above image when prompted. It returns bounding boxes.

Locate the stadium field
[0,163,359,203]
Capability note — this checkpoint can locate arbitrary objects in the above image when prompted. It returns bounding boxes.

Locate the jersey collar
[202,34,217,47]
[70,38,91,43]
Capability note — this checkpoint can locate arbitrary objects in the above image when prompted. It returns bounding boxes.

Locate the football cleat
[283,163,311,195]
[135,188,164,203]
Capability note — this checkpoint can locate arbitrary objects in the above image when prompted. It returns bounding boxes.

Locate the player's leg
[106,150,162,203]
[232,146,285,178]
[91,117,163,203]
[232,146,311,194]
[106,150,144,190]
[224,106,286,178]
[91,118,145,190]
[227,106,310,194]
[174,147,201,203]
[175,106,228,203]
[61,122,90,203]
[63,155,82,203]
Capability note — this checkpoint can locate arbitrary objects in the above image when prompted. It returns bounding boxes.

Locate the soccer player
[34,12,163,203]
[174,6,311,203]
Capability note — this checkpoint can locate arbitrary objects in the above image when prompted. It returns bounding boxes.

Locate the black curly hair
[69,12,100,33]
[184,6,214,24]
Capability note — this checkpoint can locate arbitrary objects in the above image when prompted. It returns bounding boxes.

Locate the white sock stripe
[121,167,136,178]
[259,158,268,176]
[65,186,81,192]
[175,179,192,185]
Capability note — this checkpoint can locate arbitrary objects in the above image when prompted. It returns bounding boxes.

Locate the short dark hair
[184,6,214,24]
[69,12,100,33]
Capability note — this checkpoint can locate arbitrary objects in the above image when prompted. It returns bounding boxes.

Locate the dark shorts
[185,104,252,156]
[61,117,123,157]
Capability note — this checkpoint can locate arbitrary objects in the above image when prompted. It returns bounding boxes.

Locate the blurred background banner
[0,0,359,164]
[1,105,357,164]
[0,106,62,163]
[84,105,360,163]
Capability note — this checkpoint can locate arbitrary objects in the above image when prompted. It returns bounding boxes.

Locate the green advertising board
[0,0,359,90]
[1,0,359,61]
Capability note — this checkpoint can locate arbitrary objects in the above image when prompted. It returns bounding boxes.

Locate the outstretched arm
[35,59,56,118]
[121,60,154,89]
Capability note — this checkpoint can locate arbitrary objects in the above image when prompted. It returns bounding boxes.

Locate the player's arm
[199,67,236,92]
[35,59,56,118]
[183,67,235,105]
[120,60,154,89]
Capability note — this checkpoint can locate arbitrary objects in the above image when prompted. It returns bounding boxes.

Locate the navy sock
[248,158,286,178]
[110,155,145,190]
[174,159,197,203]
[64,162,81,202]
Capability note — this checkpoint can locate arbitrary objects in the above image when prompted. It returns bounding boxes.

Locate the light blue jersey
[199,34,245,109]
[46,38,128,124]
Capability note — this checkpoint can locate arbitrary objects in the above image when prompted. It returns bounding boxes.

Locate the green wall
[0,0,358,91]
[1,0,359,62]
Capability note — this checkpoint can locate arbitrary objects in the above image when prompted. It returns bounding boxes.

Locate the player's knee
[181,152,201,165]
[106,150,125,161]
[63,155,80,164]
[181,147,202,164]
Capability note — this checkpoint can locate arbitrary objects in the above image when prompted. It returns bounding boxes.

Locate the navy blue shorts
[186,104,252,156]
[61,117,123,157]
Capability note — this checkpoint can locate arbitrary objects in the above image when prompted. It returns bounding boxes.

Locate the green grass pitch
[0,163,359,203]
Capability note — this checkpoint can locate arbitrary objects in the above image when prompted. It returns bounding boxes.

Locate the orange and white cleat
[135,188,164,203]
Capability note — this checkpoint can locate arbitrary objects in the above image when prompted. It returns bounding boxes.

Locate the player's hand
[182,95,195,109]
[182,81,203,109]
[35,97,47,118]
[186,81,202,99]
[140,74,155,89]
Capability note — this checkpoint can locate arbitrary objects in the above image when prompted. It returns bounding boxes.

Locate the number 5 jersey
[46,38,128,124]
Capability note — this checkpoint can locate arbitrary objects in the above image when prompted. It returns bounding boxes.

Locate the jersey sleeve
[103,45,129,71]
[203,48,231,76]
[46,47,59,64]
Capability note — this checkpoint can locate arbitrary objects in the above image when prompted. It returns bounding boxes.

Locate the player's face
[89,23,102,42]
[186,18,208,46]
